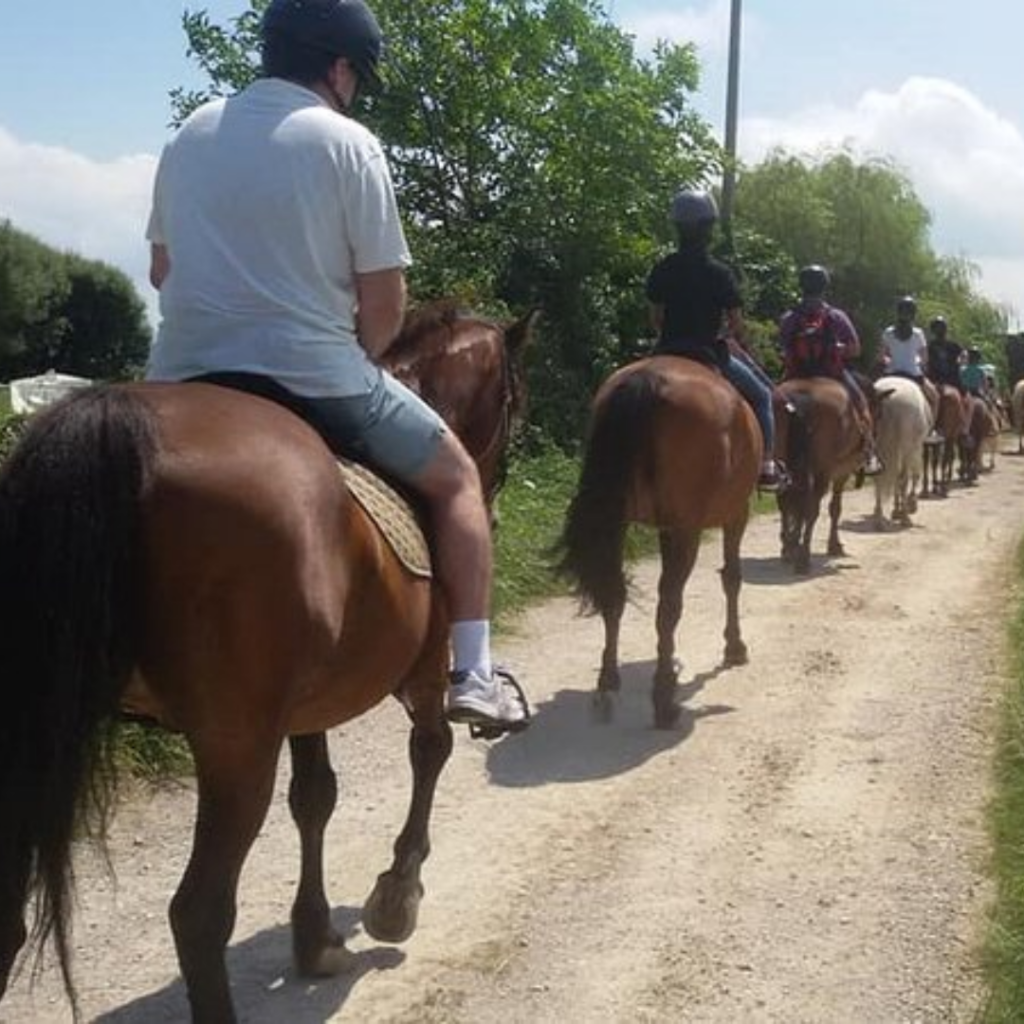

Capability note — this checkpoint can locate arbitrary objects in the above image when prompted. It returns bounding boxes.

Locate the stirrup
[467,668,532,741]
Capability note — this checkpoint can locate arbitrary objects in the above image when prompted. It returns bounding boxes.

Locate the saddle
[340,460,431,578]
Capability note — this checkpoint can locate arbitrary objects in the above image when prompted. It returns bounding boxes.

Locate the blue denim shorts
[304,367,447,481]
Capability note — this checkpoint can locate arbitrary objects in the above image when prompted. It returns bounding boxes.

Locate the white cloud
[739,77,1024,327]
[621,0,731,55]
[0,126,159,327]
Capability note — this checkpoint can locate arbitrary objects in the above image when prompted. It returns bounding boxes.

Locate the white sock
[451,619,492,678]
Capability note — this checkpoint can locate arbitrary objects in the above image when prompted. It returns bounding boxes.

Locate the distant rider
[880,296,941,442]
[778,264,882,476]
[645,189,783,491]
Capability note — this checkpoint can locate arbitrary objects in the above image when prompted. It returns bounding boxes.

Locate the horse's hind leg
[721,517,749,667]
[826,482,846,557]
[363,699,452,944]
[170,735,281,1024]
[289,733,352,976]
[652,529,700,729]
[585,597,625,724]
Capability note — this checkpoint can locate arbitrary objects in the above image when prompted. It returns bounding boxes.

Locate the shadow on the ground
[484,657,736,788]
[93,905,404,1024]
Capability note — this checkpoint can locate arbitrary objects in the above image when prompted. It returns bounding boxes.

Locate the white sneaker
[863,454,884,476]
[447,668,528,729]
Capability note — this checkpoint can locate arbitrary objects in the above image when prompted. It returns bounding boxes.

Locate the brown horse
[0,303,533,1023]
[774,376,872,574]
[923,384,967,497]
[555,356,761,729]
[960,393,999,481]
[1012,379,1024,454]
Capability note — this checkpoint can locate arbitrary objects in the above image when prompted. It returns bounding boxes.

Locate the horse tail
[784,393,814,483]
[0,385,157,1006]
[555,369,659,616]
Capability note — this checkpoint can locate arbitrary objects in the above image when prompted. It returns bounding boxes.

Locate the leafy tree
[0,222,150,381]
[55,257,151,379]
[173,0,722,445]
[0,221,71,376]
[734,149,1007,368]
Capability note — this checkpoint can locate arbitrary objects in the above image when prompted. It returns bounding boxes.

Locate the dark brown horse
[960,393,999,482]
[556,356,761,729]
[0,303,533,1023]
[923,384,967,497]
[774,376,871,574]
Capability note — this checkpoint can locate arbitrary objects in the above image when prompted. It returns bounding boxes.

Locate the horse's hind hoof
[653,701,682,730]
[295,935,357,978]
[362,870,423,944]
[723,643,748,667]
[591,690,616,724]
[597,665,622,693]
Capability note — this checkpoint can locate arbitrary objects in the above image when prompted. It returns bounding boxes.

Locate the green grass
[492,444,581,624]
[980,539,1024,1020]
[114,721,193,779]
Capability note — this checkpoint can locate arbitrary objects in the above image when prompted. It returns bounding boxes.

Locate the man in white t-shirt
[146,0,527,733]
[879,295,940,440]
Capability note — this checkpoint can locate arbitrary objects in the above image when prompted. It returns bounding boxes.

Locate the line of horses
[556,356,1009,729]
[0,310,1017,1022]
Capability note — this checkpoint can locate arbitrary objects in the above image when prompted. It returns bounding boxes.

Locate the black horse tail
[555,369,660,617]
[782,392,814,484]
[0,385,157,1010]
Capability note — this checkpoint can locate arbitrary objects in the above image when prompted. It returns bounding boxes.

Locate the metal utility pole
[720,0,742,251]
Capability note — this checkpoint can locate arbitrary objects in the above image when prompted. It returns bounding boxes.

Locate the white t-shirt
[146,78,411,397]
[881,325,927,377]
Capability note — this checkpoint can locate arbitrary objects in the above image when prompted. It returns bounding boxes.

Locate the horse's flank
[122,382,440,737]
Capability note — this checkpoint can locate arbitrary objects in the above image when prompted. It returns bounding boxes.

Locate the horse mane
[388,300,498,362]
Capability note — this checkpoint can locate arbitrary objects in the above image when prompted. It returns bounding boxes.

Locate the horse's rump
[110,382,437,735]
[1011,380,1024,431]
[776,376,863,482]
[606,356,761,527]
[873,375,929,496]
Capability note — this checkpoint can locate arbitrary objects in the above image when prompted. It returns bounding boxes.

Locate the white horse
[872,375,931,529]
[1011,379,1024,454]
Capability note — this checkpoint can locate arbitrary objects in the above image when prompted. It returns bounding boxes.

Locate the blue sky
[1,0,1022,330]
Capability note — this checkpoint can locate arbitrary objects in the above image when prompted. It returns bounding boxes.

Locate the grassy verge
[491,445,672,628]
[492,444,581,624]
[981,539,1024,1020]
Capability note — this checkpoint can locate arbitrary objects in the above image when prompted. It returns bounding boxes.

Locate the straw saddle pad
[339,459,432,579]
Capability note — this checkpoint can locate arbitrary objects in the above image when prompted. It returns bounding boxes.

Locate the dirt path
[5,449,1024,1024]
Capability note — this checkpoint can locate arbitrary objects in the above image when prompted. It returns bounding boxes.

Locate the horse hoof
[653,701,682,730]
[591,690,616,724]
[296,936,357,978]
[724,643,748,667]
[362,871,423,944]
[597,665,621,693]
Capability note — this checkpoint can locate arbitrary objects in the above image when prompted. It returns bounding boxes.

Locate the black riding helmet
[896,295,917,315]
[669,189,719,226]
[798,264,830,296]
[262,0,384,93]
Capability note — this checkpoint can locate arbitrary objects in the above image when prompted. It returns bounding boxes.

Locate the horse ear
[505,307,541,357]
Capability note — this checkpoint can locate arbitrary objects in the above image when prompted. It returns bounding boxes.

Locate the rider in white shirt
[880,295,941,442]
